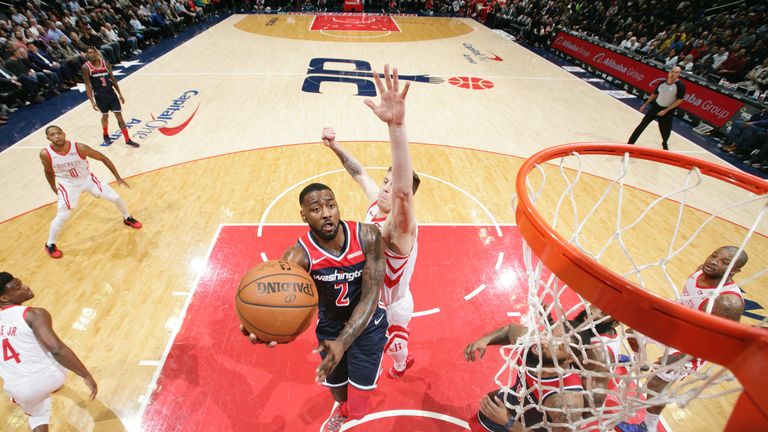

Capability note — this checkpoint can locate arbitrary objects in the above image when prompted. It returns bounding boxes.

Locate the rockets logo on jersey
[298,221,366,323]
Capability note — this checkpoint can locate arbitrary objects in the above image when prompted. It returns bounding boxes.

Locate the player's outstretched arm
[39,150,57,194]
[322,127,379,202]
[464,323,526,361]
[25,307,98,400]
[364,64,416,249]
[78,143,129,187]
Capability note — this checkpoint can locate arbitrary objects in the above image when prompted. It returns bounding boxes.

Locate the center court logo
[128,90,201,139]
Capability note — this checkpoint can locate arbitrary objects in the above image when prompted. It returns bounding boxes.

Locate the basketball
[235,260,318,343]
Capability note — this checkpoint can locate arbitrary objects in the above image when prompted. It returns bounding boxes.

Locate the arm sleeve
[675,82,686,99]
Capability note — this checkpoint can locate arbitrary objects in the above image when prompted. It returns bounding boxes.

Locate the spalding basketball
[235,260,318,343]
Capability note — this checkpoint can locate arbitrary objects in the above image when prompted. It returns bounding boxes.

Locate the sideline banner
[550,31,744,127]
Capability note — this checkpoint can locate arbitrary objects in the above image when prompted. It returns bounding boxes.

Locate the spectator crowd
[0,0,222,128]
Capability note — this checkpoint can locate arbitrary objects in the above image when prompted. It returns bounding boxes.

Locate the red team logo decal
[448,76,495,90]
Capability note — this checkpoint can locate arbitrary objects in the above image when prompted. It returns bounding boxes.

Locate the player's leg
[658,112,674,150]
[84,176,142,229]
[617,352,694,432]
[114,110,139,148]
[46,183,83,257]
[345,308,387,421]
[316,317,352,432]
[628,105,660,144]
[98,96,112,145]
[385,290,414,378]
[5,369,66,432]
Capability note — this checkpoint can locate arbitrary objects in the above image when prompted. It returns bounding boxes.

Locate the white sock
[643,412,660,431]
[48,207,71,245]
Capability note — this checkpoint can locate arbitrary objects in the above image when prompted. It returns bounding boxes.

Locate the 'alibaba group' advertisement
[550,31,744,127]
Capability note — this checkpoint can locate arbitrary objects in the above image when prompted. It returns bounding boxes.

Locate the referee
[628,65,686,150]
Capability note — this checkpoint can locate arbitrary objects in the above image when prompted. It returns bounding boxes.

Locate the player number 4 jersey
[365,201,418,306]
[0,306,63,385]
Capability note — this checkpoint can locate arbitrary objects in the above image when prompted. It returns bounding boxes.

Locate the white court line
[463,284,487,301]
[138,360,160,367]
[507,312,521,317]
[260,252,268,262]
[133,72,576,81]
[171,291,189,296]
[7,146,45,149]
[340,409,469,430]
[412,308,440,317]
[259,168,503,238]
[136,224,223,425]
[495,252,504,270]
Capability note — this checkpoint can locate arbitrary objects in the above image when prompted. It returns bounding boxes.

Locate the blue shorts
[95,92,121,113]
[316,307,387,390]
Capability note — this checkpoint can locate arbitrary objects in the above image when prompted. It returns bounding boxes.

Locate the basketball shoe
[45,243,62,259]
[387,354,414,379]
[125,140,140,148]
[616,422,649,432]
[102,135,112,146]
[321,403,348,432]
[123,216,142,229]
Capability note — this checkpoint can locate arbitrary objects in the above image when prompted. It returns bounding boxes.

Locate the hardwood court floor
[0,14,765,432]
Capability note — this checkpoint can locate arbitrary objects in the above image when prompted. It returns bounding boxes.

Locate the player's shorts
[316,307,387,390]
[95,92,121,113]
[4,367,66,429]
[57,174,120,210]
[657,351,704,382]
[384,289,413,328]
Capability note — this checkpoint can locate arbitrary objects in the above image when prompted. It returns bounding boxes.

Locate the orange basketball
[235,260,318,343]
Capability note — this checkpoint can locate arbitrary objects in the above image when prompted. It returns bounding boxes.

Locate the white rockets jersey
[679,269,743,312]
[365,201,418,305]
[0,306,63,385]
[44,141,90,184]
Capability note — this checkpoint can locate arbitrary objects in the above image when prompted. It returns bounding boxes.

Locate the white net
[494,147,768,431]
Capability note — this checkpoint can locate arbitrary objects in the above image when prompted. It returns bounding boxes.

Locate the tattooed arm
[322,127,380,202]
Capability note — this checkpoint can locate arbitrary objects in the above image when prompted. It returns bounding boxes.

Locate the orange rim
[514,143,768,429]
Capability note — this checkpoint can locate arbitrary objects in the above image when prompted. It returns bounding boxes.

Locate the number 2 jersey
[298,221,368,324]
[364,201,417,306]
[0,305,65,387]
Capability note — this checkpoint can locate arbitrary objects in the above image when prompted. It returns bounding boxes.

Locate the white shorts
[385,290,413,328]
[57,174,120,210]
[4,367,66,429]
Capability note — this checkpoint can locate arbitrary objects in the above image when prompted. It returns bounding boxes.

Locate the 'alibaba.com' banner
[550,31,743,127]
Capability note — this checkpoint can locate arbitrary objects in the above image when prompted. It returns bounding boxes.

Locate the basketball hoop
[511,143,768,431]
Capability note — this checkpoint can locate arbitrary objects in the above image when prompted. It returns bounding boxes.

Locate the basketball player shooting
[321,63,420,379]
[617,246,748,432]
[241,183,387,432]
[0,272,98,432]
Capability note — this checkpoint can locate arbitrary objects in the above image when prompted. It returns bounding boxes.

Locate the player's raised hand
[321,127,338,149]
[313,339,344,383]
[464,338,490,361]
[364,64,410,127]
[84,374,98,400]
[239,325,278,348]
